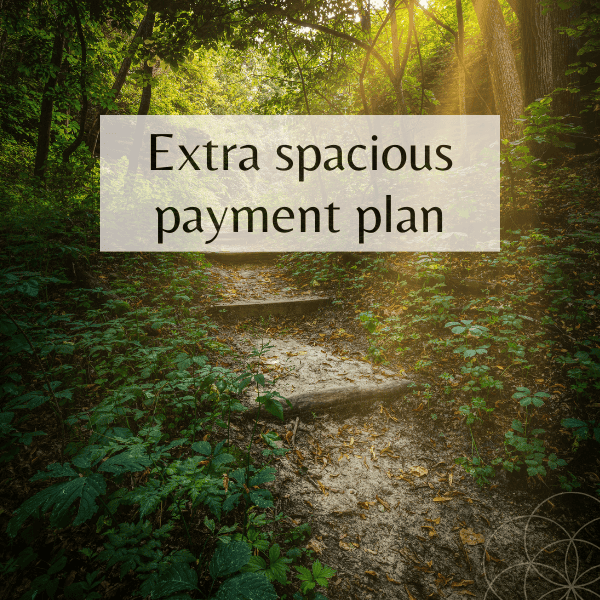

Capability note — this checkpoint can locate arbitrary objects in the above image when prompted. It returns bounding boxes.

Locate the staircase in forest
[204,253,418,417]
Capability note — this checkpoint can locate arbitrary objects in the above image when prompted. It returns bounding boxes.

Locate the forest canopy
[1,0,598,178]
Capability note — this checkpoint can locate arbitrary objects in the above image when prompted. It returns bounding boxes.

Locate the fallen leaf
[306,538,325,554]
[376,495,390,510]
[339,541,355,551]
[433,496,452,502]
[426,517,441,525]
[460,528,485,545]
[485,550,503,563]
[452,580,474,587]
[317,480,328,496]
[410,466,428,477]
[304,500,314,509]
[405,584,417,600]
[365,570,378,578]
[386,574,401,585]
[421,525,437,537]
[435,572,452,587]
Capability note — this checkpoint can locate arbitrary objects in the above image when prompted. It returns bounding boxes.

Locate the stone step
[208,296,331,319]
[245,379,424,419]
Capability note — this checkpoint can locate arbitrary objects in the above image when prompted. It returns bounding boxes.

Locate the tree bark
[136,11,156,116]
[86,8,155,149]
[551,3,580,118]
[34,32,64,179]
[456,0,466,115]
[472,0,523,139]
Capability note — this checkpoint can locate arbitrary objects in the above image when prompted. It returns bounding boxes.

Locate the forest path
[204,254,555,600]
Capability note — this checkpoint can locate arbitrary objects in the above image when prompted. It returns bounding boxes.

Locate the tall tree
[136,11,156,115]
[456,0,466,115]
[505,0,579,111]
[34,31,64,179]
[472,0,523,139]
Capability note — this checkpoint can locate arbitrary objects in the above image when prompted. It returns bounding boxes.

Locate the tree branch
[285,15,398,91]
[359,7,393,114]
[285,28,311,115]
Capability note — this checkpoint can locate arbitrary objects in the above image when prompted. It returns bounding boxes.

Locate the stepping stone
[208,296,331,319]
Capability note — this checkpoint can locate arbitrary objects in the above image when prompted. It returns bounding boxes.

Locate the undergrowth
[0,148,335,599]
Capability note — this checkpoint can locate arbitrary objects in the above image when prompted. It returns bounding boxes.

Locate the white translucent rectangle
[100,115,499,252]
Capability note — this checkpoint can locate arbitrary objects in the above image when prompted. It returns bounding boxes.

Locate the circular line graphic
[483,492,600,600]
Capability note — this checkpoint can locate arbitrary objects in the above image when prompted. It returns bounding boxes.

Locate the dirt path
[205,254,600,600]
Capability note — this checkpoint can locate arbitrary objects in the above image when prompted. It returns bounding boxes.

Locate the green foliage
[210,540,252,579]
[294,560,336,597]
[562,418,600,444]
[242,544,292,585]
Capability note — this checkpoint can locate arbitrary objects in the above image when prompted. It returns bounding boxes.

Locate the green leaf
[249,489,273,508]
[98,448,151,475]
[72,446,107,470]
[512,420,524,433]
[192,441,211,456]
[214,572,277,600]
[210,540,251,579]
[222,493,241,513]
[7,473,106,536]
[151,563,198,599]
[312,560,335,581]
[295,565,312,581]
[261,396,283,420]
[561,418,588,429]
[249,467,276,487]
[31,462,78,481]
[17,278,39,297]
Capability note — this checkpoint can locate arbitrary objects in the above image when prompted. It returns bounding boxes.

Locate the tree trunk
[472,0,523,140]
[86,9,155,149]
[137,60,154,116]
[518,0,553,107]
[388,0,407,114]
[456,0,466,115]
[551,3,580,118]
[34,32,64,179]
[137,10,156,116]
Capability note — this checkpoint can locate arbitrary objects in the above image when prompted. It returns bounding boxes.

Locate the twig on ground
[291,416,300,447]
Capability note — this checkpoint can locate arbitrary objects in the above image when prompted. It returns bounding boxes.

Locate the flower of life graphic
[483,492,600,599]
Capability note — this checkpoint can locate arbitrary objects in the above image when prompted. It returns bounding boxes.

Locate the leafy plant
[294,560,335,598]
